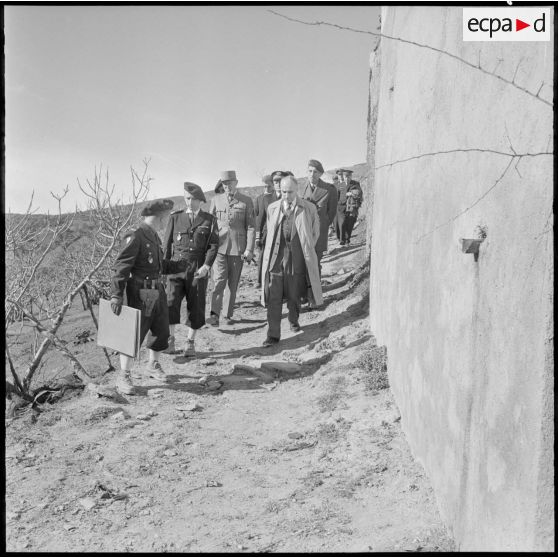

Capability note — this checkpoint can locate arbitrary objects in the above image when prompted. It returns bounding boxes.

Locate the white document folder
[97,299,141,358]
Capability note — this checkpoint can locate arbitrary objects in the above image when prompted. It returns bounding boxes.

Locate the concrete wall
[368,6,553,551]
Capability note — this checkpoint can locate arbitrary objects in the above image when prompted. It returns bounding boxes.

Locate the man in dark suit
[261,176,322,346]
[300,159,337,269]
[162,182,219,357]
[255,172,283,288]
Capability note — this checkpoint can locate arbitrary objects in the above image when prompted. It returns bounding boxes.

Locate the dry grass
[354,345,389,392]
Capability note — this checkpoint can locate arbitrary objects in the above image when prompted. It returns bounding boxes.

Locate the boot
[162,335,176,354]
[115,370,135,395]
[183,339,196,358]
[146,360,168,383]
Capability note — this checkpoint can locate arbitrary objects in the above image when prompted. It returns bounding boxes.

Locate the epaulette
[171,208,184,215]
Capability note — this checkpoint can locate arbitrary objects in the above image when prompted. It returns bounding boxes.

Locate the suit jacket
[300,178,337,253]
[162,209,218,268]
[209,191,256,256]
[261,198,322,307]
[255,191,281,240]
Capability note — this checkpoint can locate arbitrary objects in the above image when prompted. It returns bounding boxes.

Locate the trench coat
[260,197,323,307]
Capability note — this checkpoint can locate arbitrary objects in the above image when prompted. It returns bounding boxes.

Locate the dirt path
[5,223,454,552]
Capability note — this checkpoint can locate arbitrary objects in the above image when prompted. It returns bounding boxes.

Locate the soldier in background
[162,183,218,357]
[300,159,337,270]
[340,169,363,246]
[207,170,255,326]
[109,199,188,395]
[255,172,282,288]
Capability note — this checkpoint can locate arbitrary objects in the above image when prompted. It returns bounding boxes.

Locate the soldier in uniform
[162,182,219,357]
[334,168,350,243]
[340,169,363,245]
[109,199,187,395]
[255,173,282,288]
[300,159,337,270]
[206,170,255,326]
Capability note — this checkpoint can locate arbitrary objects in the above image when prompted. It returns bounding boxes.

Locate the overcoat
[300,178,337,254]
[260,198,323,307]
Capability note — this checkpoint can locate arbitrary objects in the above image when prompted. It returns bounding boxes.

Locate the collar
[186,208,200,218]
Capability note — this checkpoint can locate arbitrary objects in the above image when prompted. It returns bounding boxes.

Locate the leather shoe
[224,316,234,325]
[290,323,301,333]
[206,313,219,327]
[262,337,279,347]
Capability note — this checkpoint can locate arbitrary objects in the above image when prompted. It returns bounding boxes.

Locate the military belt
[131,275,162,288]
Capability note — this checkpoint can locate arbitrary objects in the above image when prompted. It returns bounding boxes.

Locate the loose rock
[200,358,217,366]
[78,497,96,511]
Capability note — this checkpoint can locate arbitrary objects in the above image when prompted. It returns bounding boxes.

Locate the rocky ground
[5,221,455,553]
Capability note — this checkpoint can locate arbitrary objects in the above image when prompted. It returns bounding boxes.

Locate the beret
[271,170,294,179]
[215,180,225,193]
[183,181,206,203]
[141,199,174,216]
[220,170,237,182]
[307,159,324,174]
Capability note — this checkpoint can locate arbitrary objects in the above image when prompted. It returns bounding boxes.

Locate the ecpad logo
[463,8,551,41]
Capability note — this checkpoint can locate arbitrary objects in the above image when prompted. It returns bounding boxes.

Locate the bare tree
[5,160,152,401]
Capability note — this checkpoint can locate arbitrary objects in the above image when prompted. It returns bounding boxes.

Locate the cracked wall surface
[368,6,553,551]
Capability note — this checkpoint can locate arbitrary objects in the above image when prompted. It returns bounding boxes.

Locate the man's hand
[196,264,210,278]
[242,250,254,263]
[110,297,123,316]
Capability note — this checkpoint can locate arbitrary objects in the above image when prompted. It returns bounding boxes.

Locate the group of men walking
[109,159,362,395]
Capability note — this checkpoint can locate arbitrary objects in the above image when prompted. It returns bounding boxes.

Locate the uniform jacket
[209,191,256,256]
[110,222,186,300]
[261,198,323,307]
[300,178,337,253]
[255,191,281,240]
[162,208,218,269]
[345,181,363,215]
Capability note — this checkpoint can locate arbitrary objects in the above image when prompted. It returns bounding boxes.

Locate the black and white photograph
[4,3,554,554]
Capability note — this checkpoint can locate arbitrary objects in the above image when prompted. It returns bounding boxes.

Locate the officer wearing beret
[162,182,219,357]
[110,199,187,395]
[301,158,337,272]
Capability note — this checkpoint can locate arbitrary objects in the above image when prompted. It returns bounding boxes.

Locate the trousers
[266,271,306,339]
[166,261,207,329]
[210,253,244,318]
[125,282,169,353]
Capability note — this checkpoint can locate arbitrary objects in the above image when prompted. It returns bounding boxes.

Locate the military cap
[343,168,354,175]
[183,181,206,203]
[271,170,284,179]
[215,180,225,193]
[307,159,324,173]
[336,168,346,175]
[141,199,174,216]
[220,170,237,182]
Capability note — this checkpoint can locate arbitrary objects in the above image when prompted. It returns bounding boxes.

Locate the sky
[4,5,380,213]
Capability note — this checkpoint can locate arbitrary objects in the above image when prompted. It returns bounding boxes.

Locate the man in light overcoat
[260,175,323,346]
[207,170,255,326]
